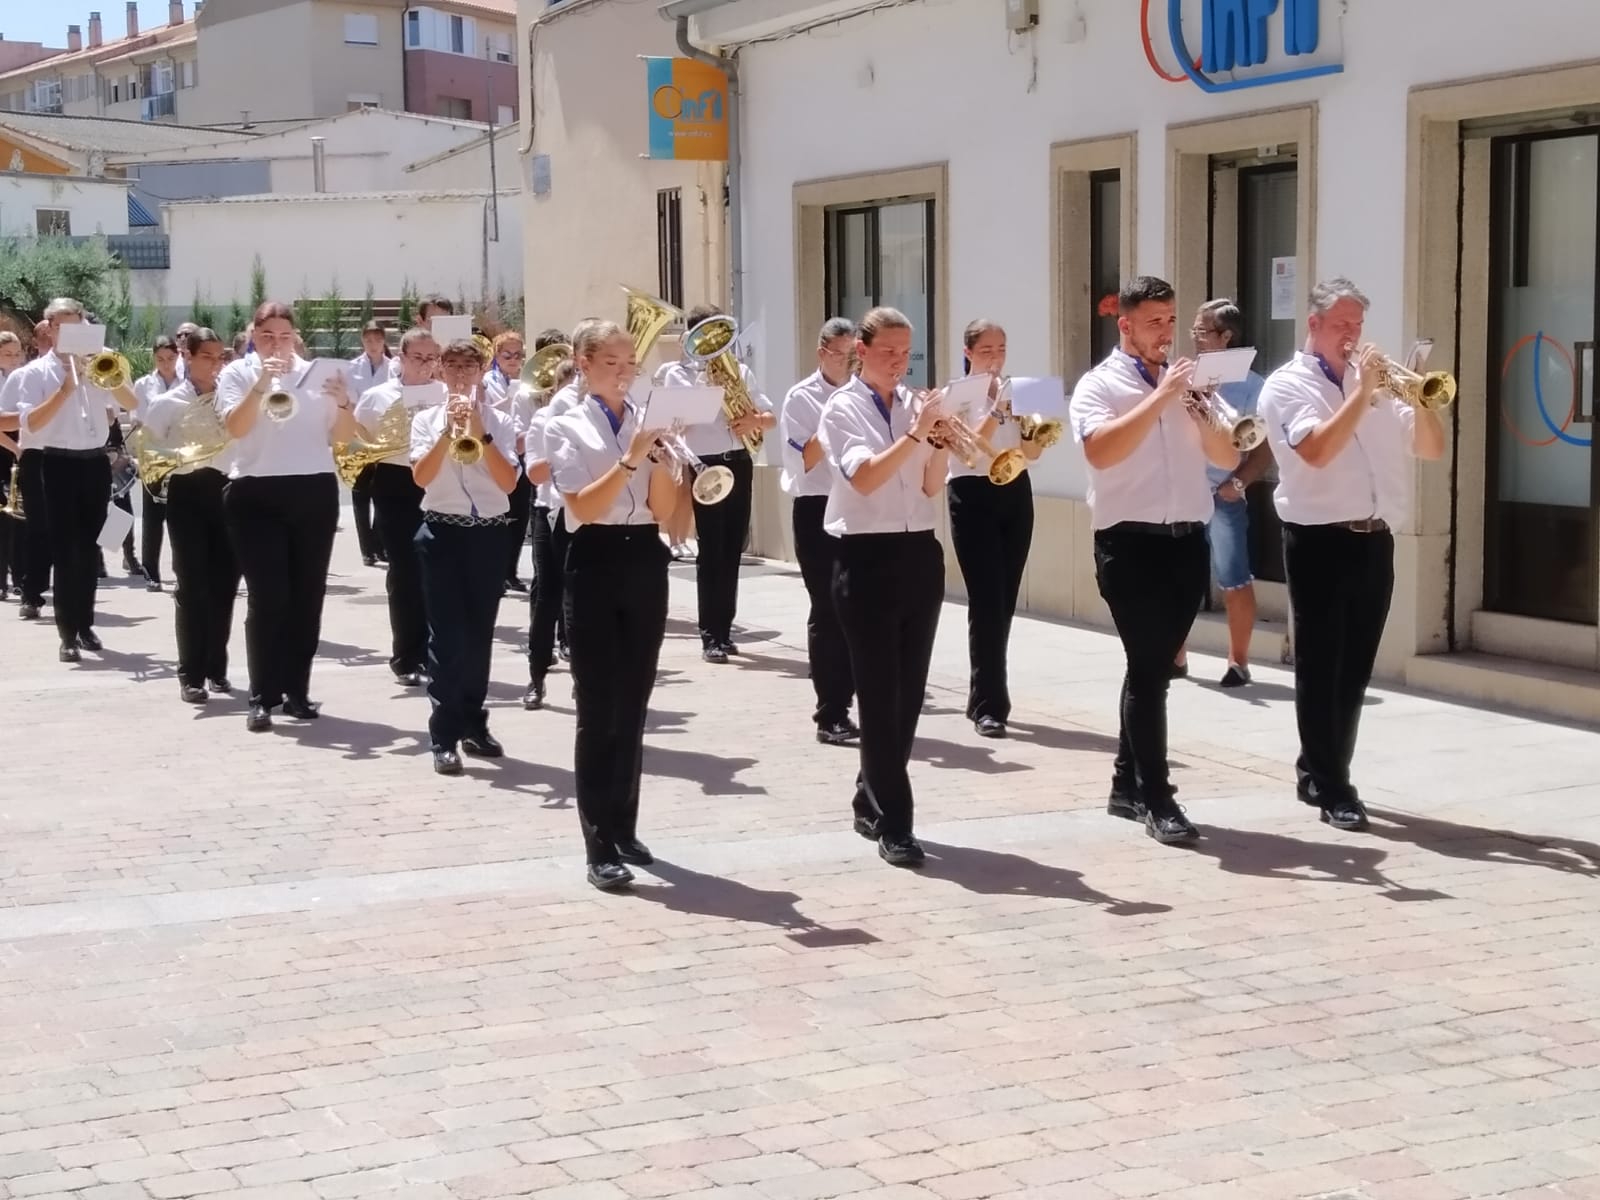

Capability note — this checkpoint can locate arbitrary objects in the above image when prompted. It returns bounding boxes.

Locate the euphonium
[623,285,681,363]
[1185,388,1266,452]
[334,399,413,488]
[86,350,131,391]
[526,342,571,391]
[655,421,734,505]
[447,393,483,465]
[683,314,763,455]
[1018,414,1064,449]
[0,463,24,521]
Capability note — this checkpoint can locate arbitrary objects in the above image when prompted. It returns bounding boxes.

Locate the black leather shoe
[77,630,103,652]
[433,749,463,776]
[207,677,232,694]
[974,716,1007,739]
[362,554,378,567]
[817,720,860,746]
[393,671,424,688]
[504,577,528,594]
[523,681,546,711]
[147,578,163,593]
[59,642,80,664]
[121,555,141,577]
[852,815,879,841]
[246,705,272,732]
[462,731,503,758]
[587,861,634,891]
[1107,787,1145,822]
[18,602,39,620]
[879,835,927,867]
[558,643,571,662]
[1321,799,1370,831]
[1170,661,1189,680]
[1145,805,1200,845]
[180,683,208,704]
[721,640,740,656]
[615,838,653,866]
[282,696,320,720]
[702,646,729,664]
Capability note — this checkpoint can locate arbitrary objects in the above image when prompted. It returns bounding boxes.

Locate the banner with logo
[645,57,729,162]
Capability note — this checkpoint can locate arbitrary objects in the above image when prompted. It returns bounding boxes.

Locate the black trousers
[948,473,1035,723]
[692,449,753,647]
[113,485,135,564]
[833,531,943,839]
[41,450,111,642]
[528,504,561,684]
[565,524,668,864]
[1283,523,1395,807]
[791,495,854,727]
[16,449,52,604]
[0,445,15,591]
[351,464,382,559]
[223,473,339,708]
[416,517,504,751]
[370,464,427,675]
[165,469,239,685]
[141,482,166,580]
[505,466,531,581]
[1093,524,1209,807]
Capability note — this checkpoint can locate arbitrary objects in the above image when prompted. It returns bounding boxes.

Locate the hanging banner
[645,57,729,162]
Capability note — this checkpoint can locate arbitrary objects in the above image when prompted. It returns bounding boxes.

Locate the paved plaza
[1,516,1598,1200]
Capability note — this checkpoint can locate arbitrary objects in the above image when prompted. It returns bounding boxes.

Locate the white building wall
[153,191,522,310]
[734,0,1600,502]
[0,173,129,237]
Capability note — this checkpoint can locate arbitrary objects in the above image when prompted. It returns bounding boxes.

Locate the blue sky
[5,2,183,50]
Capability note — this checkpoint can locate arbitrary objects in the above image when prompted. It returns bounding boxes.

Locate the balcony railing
[141,92,177,121]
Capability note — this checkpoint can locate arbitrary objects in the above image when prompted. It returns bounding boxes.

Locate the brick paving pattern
[2,522,1598,1199]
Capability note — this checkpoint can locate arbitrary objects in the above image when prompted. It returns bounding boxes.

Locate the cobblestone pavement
[1,518,1598,1200]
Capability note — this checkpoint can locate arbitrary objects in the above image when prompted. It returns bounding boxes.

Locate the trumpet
[86,350,131,391]
[447,393,483,465]
[654,420,734,505]
[923,394,1026,486]
[1185,388,1266,452]
[1018,414,1064,449]
[261,368,297,422]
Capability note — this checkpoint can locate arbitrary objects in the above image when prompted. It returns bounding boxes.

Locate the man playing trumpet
[1258,278,1445,833]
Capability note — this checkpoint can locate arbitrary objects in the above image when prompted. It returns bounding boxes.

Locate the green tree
[293,290,317,351]
[322,281,352,357]
[226,299,249,340]
[190,286,217,332]
[0,236,120,326]
[357,282,376,330]
[249,255,268,311]
[396,277,419,329]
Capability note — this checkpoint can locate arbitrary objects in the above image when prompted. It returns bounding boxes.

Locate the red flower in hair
[1097,293,1119,319]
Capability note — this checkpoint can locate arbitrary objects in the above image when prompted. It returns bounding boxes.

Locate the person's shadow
[1003,719,1125,758]
[631,859,879,947]
[916,737,1030,776]
[1365,807,1600,878]
[316,640,387,668]
[919,842,1172,916]
[642,745,767,797]
[1187,823,1451,902]
[271,713,430,762]
[75,646,173,684]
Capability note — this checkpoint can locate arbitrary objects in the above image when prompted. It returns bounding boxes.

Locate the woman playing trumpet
[218,300,361,731]
[946,319,1043,738]
[410,338,520,776]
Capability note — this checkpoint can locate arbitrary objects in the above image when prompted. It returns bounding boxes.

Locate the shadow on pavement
[1187,823,1452,902]
[916,736,1030,775]
[631,859,879,946]
[1366,807,1600,878]
[919,842,1173,916]
[642,744,767,797]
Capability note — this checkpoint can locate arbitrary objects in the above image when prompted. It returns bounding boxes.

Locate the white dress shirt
[818,376,937,537]
[1260,351,1419,528]
[354,379,445,468]
[780,370,838,498]
[657,359,771,457]
[348,353,392,399]
[520,403,560,510]
[0,363,41,452]
[143,380,235,478]
[547,396,658,530]
[481,368,520,416]
[216,355,338,478]
[547,382,582,418]
[947,376,1025,482]
[1069,350,1217,530]
[14,352,115,451]
[409,403,517,518]
[133,370,181,423]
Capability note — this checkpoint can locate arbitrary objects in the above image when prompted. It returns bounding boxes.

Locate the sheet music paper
[1008,376,1069,418]
[940,374,993,424]
[1192,348,1259,391]
[644,385,725,429]
[56,324,107,356]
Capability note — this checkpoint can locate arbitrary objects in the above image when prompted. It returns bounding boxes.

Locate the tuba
[86,350,131,391]
[526,342,571,391]
[0,462,24,521]
[129,394,232,497]
[624,285,681,364]
[683,314,763,455]
[334,398,413,488]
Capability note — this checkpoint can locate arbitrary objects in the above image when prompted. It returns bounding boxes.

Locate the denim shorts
[1206,491,1252,590]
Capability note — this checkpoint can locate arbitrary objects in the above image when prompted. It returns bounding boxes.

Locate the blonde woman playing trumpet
[411,339,519,777]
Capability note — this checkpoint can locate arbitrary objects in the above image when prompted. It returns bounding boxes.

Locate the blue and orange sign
[646,57,729,162]
[1141,0,1342,93]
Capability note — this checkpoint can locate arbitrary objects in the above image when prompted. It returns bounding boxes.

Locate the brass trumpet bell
[1018,414,1064,449]
[930,415,1026,485]
[527,342,571,391]
[87,350,131,391]
[1377,359,1458,410]
[449,434,483,466]
[691,464,735,505]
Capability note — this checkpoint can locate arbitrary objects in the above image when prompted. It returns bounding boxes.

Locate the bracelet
[618,458,638,473]
[907,432,922,444]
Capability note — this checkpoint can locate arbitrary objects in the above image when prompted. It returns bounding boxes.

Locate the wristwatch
[1228,477,1246,496]
[481,433,494,445]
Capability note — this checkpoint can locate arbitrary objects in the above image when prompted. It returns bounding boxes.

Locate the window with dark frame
[1088,168,1121,365]
[655,188,684,310]
[36,209,70,236]
[822,198,937,388]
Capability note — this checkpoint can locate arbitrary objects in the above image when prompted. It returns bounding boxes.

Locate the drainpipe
[311,136,326,192]
[670,16,740,324]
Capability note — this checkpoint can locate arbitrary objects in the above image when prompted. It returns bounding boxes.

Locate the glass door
[825,199,937,388]
[1485,130,1599,625]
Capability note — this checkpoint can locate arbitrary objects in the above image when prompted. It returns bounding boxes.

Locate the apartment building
[0,0,515,129]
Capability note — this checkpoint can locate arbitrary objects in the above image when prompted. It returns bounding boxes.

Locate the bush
[190,285,217,333]
[396,277,419,329]
[249,255,268,311]
[0,236,121,337]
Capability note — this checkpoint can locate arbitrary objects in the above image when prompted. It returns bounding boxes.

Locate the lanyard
[1116,348,1159,389]
[1313,354,1344,389]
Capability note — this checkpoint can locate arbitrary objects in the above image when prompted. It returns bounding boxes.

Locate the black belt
[698,449,750,463]
[42,446,106,460]
[423,510,509,528]
[1330,518,1389,534]
[1104,520,1205,538]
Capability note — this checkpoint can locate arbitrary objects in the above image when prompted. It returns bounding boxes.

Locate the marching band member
[780,317,859,745]
[486,331,532,594]
[1173,299,1270,687]
[410,338,518,776]
[142,328,239,703]
[388,296,455,380]
[13,299,140,662]
[1259,278,1445,832]
[0,323,53,620]
[662,304,775,664]
[947,320,1043,738]
[347,319,393,567]
[173,322,200,380]
[218,300,361,731]
[819,306,950,868]
[131,334,183,591]
[521,334,576,711]
[546,320,677,890]
[0,332,22,599]
[1069,276,1239,844]
[353,327,442,688]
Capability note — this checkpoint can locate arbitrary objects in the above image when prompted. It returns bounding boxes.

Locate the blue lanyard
[865,383,894,433]
[591,395,623,437]
[1117,348,1159,389]
[1314,354,1344,389]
